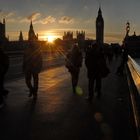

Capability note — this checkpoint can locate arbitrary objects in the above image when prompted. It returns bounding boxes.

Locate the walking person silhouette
[85,43,109,101]
[0,48,9,108]
[116,45,128,76]
[65,43,83,94]
[23,41,43,99]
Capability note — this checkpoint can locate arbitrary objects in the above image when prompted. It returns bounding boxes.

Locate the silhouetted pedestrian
[85,43,108,101]
[65,43,83,93]
[107,48,113,64]
[23,41,43,99]
[116,46,128,76]
[0,48,9,107]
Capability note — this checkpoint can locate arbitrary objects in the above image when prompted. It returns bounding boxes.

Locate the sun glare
[47,35,55,43]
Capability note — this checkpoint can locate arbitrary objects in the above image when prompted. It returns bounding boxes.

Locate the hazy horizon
[1,0,140,44]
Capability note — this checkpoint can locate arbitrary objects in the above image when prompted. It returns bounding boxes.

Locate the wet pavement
[0,58,137,140]
[6,52,64,80]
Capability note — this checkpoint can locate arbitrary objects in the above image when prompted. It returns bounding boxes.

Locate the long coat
[65,46,83,73]
[23,46,43,73]
[85,47,106,78]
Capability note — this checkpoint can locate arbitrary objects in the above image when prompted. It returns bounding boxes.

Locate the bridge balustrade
[126,55,140,140]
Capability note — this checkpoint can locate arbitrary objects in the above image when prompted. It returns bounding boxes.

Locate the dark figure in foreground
[0,48,9,107]
[23,41,43,99]
[85,43,109,101]
[65,44,83,93]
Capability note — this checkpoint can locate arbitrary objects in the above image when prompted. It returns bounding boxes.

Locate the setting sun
[47,35,55,43]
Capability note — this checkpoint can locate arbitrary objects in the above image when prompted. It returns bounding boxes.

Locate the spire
[134,31,136,36]
[28,20,37,41]
[96,6,104,47]
[30,20,33,29]
[19,30,23,41]
[36,33,38,39]
[97,7,103,20]
[126,21,130,37]
[3,18,5,24]
[98,7,102,15]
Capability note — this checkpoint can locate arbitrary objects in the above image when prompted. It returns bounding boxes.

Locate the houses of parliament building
[0,7,106,51]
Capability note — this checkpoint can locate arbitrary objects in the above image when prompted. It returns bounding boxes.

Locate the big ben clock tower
[96,7,104,47]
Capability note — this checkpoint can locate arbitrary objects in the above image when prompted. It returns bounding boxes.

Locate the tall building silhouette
[96,7,104,46]
[19,30,23,41]
[125,22,130,38]
[63,31,73,41]
[76,31,85,41]
[0,18,8,42]
[123,22,140,57]
[28,20,38,41]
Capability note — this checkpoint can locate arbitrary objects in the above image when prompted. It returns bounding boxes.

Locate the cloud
[6,12,15,18]
[59,16,74,24]
[84,18,94,24]
[0,10,15,18]
[20,18,29,23]
[19,15,56,25]
[7,18,16,23]
[27,12,41,21]
[40,16,56,24]
[0,10,16,23]
[84,6,89,11]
